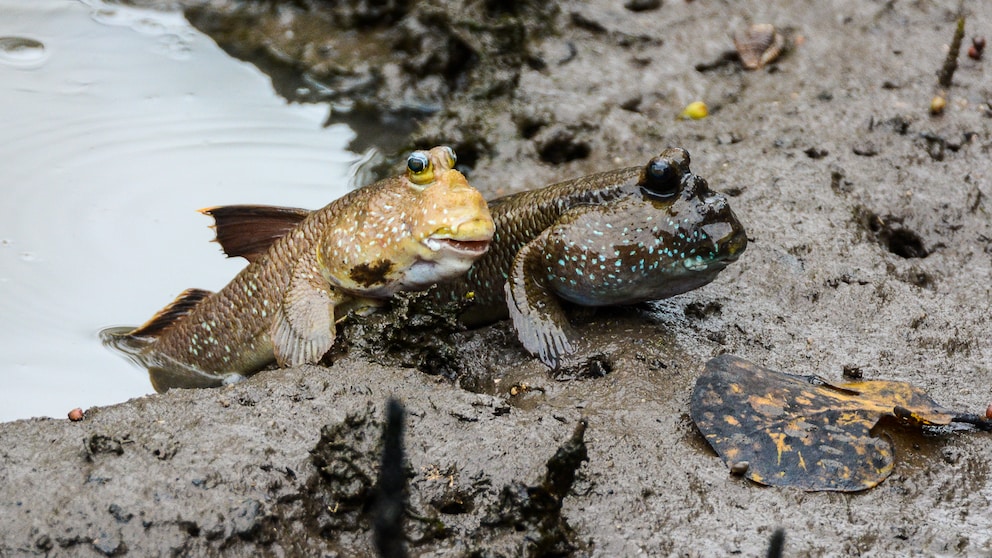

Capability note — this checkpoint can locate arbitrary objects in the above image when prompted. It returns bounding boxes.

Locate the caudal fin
[100,288,213,366]
[100,325,155,368]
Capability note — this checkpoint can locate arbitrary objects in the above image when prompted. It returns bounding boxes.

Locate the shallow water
[0,0,356,422]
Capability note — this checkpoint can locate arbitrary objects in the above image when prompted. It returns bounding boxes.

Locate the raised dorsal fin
[129,288,213,338]
[199,205,310,263]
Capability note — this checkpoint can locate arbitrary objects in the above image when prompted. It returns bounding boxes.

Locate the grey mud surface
[3,1,992,556]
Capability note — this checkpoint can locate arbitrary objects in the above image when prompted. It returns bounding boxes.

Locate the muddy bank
[4,0,992,555]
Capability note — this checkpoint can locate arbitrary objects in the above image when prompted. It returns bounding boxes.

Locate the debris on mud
[337,290,469,378]
[691,355,992,491]
[937,16,966,88]
[474,419,589,556]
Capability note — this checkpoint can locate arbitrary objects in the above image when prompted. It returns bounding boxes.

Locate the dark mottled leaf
[691,355,992,492]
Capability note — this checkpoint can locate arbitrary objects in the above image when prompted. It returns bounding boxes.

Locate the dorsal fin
[129,288,213,338]
[199,205,310,263]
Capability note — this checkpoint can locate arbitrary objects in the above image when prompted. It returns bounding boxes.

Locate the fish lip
[721,230,748,259]
[424,237,492,255]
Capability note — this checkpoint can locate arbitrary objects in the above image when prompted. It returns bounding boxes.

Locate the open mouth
[425,237,491,256]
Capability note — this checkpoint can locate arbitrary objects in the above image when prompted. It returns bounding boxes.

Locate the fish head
[546,147,748,307]
[321,146,495,297]
[619,147,747,299]
[398,146,495,291]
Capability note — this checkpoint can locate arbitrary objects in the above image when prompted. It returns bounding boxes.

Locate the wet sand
[2,0,991,555]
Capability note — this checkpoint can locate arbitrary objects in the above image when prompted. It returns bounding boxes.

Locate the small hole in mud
[854,208,930,259]
[538,135,591,164]
[885,228,928,259]
[518,119,545,139]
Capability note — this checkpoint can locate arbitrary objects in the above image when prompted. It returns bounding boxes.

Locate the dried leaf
[691,355,992,491]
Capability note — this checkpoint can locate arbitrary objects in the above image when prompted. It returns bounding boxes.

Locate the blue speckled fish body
[436,147,747,366]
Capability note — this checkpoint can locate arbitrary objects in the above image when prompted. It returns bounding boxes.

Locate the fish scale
[103,146,495,390]
[447,166,641,325]
[193,147,746,370]
[432,147,747,367]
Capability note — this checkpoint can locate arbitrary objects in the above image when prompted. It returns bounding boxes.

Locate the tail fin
[100,288,213,368]
[100,325,156,369]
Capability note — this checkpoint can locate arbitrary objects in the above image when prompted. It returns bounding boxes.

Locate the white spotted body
[103,147,494,390]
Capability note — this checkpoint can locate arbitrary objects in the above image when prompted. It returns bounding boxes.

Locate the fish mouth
[702,221,748,262]
[719,229,748,261]
[424,237,491,256]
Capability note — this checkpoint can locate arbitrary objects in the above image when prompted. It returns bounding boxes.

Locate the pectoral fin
[505,229,576,369]
[271,263,342,367]
[200,205,310,263]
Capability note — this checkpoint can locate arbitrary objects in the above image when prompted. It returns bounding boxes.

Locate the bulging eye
[408,151,429,173]
[640,157,681,199]
[442,146,457,167]
[407,151,433,185]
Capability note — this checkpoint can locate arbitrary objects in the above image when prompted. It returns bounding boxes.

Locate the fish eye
[407,151,434,186]
[640,157,681,199]
[408,151,429,173]
[442,146,457,167]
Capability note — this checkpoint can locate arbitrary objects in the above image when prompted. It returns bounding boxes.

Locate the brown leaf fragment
[690,355,992,492]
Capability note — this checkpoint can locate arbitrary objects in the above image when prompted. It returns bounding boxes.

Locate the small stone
[729,461,750,475]
[852,142,879,157]
[679,101,708,120]
[969,36,986,60]
[68,408,84,421]
[985,402,992,420]
[624,0,661,12]
[930,95,947,115]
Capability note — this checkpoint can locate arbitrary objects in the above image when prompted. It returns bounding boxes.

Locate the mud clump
[473,419,589,557]
[337,290,469,378]
[184,0,557,121]
[306,403,389,534]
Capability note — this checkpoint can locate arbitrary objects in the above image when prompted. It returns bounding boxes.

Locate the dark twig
[766,528,785,558]
[938,16,966,88]
[373,399,408,558]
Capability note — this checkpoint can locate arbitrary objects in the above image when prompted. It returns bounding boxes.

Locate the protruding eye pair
[639,156,683,200]
[407,146,457,186]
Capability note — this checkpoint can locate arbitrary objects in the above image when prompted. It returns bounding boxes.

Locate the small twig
[938,16,966,88]
[951,413,992,432]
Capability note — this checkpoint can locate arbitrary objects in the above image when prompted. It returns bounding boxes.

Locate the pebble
[968,36,985,60]
[929,95,947,115]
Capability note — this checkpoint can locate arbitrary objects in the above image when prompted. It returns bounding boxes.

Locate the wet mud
[3,0,992,555]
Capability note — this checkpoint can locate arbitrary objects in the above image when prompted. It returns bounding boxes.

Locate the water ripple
[0,0,356,421]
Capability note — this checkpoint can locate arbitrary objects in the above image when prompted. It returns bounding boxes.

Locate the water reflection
[0,0,356,421]
[0,36,48,68]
